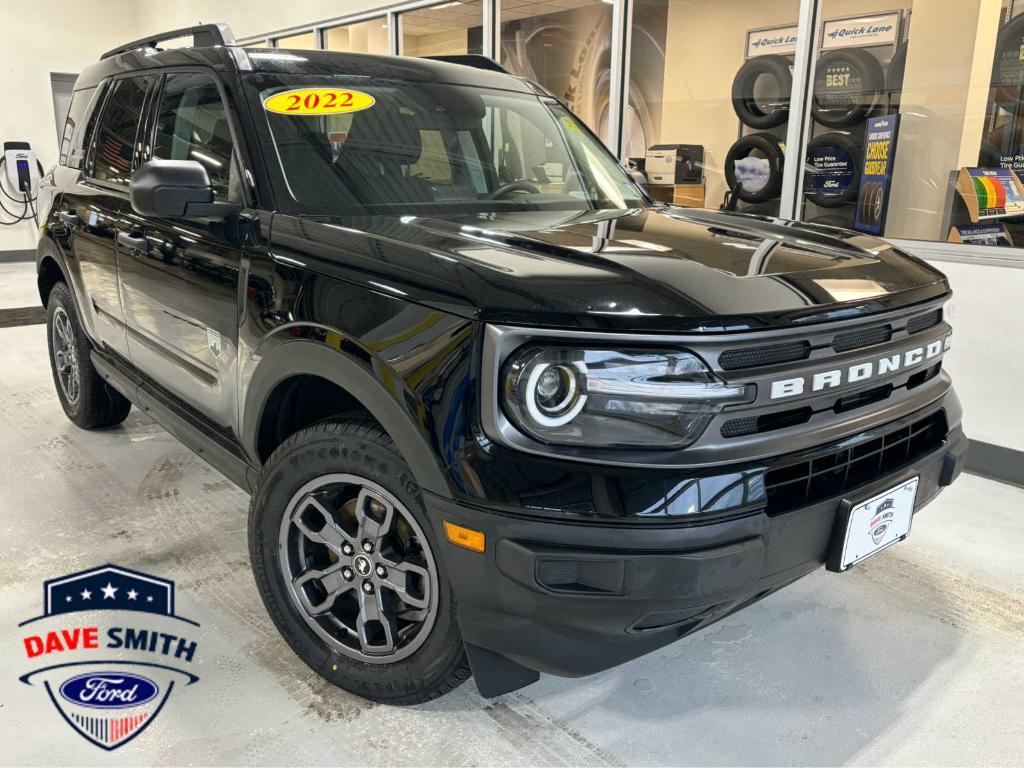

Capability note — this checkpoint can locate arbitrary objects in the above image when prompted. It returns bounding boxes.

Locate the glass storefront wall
[324,19,390,54]
[243,0,1024,256]
[400,0,484,57]
[274,31,318,49]
[499,0,615,141]
[802,1,1013,250]
[626,0,800,215]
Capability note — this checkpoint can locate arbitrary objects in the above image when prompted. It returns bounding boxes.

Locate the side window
[89,76,153,185]
[152,73,236,201]
[59,88,89,166]
[67,84,106,170]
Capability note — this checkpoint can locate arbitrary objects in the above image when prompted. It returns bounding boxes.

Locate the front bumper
[423,401,968,696]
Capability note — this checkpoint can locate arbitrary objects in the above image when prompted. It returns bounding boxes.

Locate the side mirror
[129,160,240,219]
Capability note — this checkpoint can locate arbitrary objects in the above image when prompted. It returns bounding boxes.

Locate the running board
[91,349,252,491]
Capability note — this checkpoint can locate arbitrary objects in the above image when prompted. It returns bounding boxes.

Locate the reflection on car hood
[269,206,950,332]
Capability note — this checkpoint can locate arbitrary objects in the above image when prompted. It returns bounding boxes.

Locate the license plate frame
[827,475,919,572]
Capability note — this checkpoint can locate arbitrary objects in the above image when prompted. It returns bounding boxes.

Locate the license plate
[837,477,919,571]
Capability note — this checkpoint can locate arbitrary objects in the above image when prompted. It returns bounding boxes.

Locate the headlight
[501,347,750,448]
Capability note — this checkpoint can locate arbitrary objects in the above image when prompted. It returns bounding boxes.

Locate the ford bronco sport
[36,24,966,704]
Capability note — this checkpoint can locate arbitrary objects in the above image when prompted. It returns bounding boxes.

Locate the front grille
[721,407,813,438]
[832,324,893,352]
[719,340,810,371]
[907,308,943,335]
[763,410,947,515]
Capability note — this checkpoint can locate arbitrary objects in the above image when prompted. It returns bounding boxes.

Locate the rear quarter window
[62,85,102,170]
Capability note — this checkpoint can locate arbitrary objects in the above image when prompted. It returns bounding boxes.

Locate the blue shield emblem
[17,564,200,751]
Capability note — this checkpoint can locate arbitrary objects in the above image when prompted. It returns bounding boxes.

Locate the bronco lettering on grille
[769,336,949,400]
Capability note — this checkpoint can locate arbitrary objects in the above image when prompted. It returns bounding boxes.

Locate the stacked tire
[803,46,894,227]
[725,45,900,217]
[803,132,861,208]
[727,55,792,206]
[725,133,785,204]
[811,48,885,128]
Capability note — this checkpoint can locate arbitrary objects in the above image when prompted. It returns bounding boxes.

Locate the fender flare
[35,235,68,302]
[240,338,451,498]
[35,235,92,333]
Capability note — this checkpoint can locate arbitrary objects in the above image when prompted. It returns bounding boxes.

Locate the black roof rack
[101,23,236,60]
[422,55,507,74]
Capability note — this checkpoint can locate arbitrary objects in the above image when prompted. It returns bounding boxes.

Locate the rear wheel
[46,282,131,429]
[249,419,470,704]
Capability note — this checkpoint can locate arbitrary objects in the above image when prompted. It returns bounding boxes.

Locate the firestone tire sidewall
[248,421,468,704]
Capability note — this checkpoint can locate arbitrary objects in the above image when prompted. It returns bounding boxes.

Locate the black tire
[725,132,785,204]
[857,180,885,228]
[803,131,862,208]
[45,281,131,430]
[886,42,907,111]
[731,55,793,129]
[248,418,471,705]
[992,13,1024,114]
[812,48,885,128]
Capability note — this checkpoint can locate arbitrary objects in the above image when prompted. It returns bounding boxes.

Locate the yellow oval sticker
[263,88,375,116]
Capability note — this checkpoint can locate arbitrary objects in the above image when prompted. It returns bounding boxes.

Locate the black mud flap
[464,642,540,698]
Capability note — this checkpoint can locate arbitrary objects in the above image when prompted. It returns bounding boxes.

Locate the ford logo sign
[58,672,159,709]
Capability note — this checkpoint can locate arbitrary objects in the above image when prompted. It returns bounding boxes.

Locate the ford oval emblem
[58,672,159,709]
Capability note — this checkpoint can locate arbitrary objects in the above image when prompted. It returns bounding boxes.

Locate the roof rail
[100,23,236,60]
[422,55,508,74]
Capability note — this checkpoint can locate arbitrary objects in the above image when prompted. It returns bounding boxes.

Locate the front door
[117,71,245,432]
[58,75,154,358]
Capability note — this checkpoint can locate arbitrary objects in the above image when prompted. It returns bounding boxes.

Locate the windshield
[247,74,645,216]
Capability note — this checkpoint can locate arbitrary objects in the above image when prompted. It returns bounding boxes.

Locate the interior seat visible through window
[333,104,434,205]
[152,73,238,201]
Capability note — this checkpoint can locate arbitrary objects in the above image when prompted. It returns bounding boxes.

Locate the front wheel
[248,419,470,704]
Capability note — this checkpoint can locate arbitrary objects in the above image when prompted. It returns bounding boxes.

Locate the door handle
[58,210,79,226]
[117,230,150,255]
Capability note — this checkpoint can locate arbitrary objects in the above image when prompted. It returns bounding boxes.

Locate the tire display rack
[726,50,793,212]
[725,14,907,222]
[802,14,908,230]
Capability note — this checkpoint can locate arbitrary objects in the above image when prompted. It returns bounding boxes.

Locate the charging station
[0,140,41,227]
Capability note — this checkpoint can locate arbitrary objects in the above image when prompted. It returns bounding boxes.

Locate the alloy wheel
[52,306,81,405]
[278,474,438,663]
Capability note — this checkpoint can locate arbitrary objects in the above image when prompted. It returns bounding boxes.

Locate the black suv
[37,24,966,704]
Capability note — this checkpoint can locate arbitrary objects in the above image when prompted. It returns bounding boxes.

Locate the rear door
[116,70,246,432]
[55,74,155,357]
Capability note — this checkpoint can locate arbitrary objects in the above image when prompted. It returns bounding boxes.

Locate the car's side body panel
[239,213,474,495]
[54,179,131,357]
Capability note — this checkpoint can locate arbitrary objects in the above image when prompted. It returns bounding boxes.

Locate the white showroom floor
[0,261,1022,766]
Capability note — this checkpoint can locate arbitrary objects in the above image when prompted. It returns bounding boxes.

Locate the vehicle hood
[269,206,949,332]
